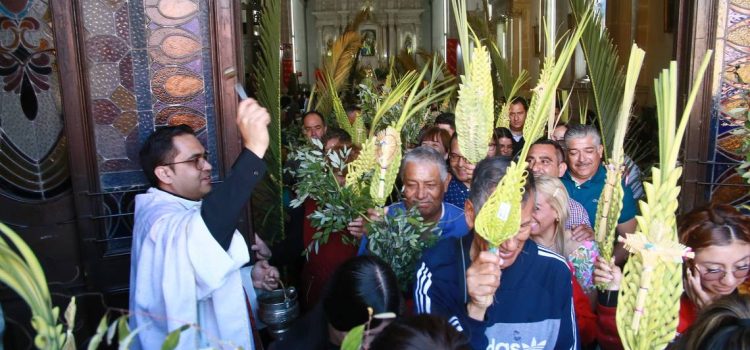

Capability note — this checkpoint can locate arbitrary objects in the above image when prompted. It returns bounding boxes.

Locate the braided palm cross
[618,233,695,331]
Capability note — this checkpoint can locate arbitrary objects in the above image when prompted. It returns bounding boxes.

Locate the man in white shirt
[130,98,279,349]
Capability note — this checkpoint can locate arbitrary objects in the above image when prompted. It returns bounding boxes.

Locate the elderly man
[526,139,594,241]
[561,124,638,265]
[130,99,279,350]
[415,157,577,349]
[355,146,469,254]
[302,110,327,140]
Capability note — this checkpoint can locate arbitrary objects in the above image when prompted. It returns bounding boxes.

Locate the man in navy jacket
[414,157,579,350]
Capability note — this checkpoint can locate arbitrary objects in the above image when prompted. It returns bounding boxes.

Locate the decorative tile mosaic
[0,0,69,200]
[82,0,220,191]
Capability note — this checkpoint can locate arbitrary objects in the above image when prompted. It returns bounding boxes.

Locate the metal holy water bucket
[258,286,299,340]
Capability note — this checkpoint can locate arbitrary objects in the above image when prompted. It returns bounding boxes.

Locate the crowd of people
[128,94,750,349]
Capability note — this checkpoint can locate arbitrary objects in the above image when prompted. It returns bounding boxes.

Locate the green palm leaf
[251,0,283,241]
[570,0,625,158]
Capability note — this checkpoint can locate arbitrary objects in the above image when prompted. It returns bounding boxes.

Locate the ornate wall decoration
[0,0,69,200]
[709,0,750,205]
[80,0,219,190]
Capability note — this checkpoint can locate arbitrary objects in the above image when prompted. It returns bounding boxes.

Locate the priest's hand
[252,259,280,291]
[237,98,270,158]
[251,233,272,261]
[465,250,503,321]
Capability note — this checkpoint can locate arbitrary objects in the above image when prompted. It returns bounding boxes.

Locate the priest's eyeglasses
[162,152,210,170]
[693,264,750,281]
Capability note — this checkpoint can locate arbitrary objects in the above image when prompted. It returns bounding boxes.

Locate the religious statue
[361,30,375,56]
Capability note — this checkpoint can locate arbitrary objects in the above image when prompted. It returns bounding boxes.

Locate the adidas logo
[486,337,547,350]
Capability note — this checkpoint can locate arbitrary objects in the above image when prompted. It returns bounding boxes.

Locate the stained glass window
[0,0,69,201]
[80,0,220,190]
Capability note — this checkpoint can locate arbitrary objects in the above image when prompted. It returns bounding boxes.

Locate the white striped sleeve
[414,262,433,314]
[448,316,464,332]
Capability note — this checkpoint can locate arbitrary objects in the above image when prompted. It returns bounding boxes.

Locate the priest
[129,98,279,349]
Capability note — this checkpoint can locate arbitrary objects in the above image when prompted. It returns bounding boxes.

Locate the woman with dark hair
[370,314,470,350]
[593,204,750,349]
[420,126,452,160]
[492,127,514,157]
[672,293,750,350]
[270,255,401,350]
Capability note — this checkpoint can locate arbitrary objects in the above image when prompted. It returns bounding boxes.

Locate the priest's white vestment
[129,188,253,350]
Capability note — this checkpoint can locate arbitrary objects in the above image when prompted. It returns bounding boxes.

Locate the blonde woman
[530,175,600,294]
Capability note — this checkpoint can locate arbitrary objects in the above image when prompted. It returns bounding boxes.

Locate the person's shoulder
[443,202,466,215]
[421,235,465,267]
[532,244,573,279]
[536,245,569,267]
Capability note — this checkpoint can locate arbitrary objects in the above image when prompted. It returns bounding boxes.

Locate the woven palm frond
[617,240,686,349]
[346,136,377,194]
[594,45,645,265]
[370,127,402,207]
[474,161,528,248]
[474,6,592,249]
[351,115,368,146]
[616,52,712,349]
[251,0,283,241]
[455,41,495,164]
[570,0,625,158]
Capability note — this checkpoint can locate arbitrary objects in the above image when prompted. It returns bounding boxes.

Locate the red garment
[300,199,358,310]
[595,303,623,350]
[677,293,698,334]
[571,266,597,346]
[595,293,697,350]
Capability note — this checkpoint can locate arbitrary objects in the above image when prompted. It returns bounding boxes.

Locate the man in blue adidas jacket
[414,157,579,350]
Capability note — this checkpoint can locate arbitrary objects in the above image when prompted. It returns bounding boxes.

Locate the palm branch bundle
[569,0,625,158]
[314,31,362,117]
[250,0,283,242]
[593,44,644,270]
[291,61,453,254]
[0,223,70,349]
[616,52,712,350]
[475,8,592,249]
[325,72,366,145]
[367,60,455,206]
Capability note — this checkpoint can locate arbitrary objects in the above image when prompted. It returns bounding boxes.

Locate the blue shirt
[358,201,469,255]
[444,178,470,209]
[560,165,638,227]
[414,235,578,349]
